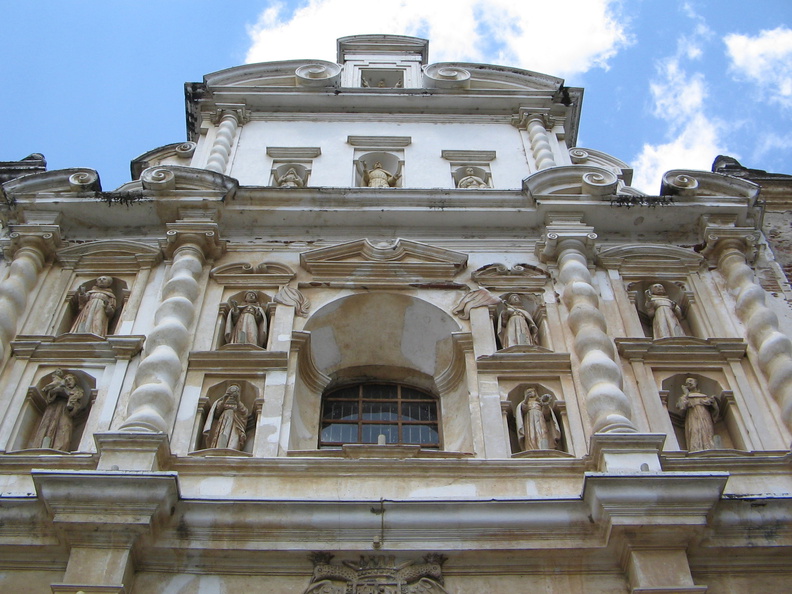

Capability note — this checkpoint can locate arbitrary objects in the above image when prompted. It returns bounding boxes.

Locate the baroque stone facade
[0,35,791,593]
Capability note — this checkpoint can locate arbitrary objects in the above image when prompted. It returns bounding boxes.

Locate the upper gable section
[187,34,582,144]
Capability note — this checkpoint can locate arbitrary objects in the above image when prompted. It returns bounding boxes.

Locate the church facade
[0,35,790,593]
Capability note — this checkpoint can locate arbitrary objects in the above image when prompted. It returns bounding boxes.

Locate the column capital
[536,215,597,263]
[161,220,226,260]
[699,216,760,264]
[510,109,551,129]
[1,224,62,260]
[211,104,249,125]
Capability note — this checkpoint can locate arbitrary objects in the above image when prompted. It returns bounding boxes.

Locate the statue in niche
[274,167,304,188]
[225,291,268,347]
[457,167,488,189]
[31,370,85,451]
[203,384,249,450]
[497,294,538,348]
[677,377,718,451]
[70,275,116,337]
[644,283,686,339]
[515,387,561,451]
[359,160,401,188]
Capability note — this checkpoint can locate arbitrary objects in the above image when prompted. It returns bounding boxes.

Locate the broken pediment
[300,238,468,286]
[661,169,759,202]
[57,240,162,273]
[117,166,238,200]
[424,62,564,92]
[2,168,102,198]
[131,142,197,180]
[203,60,342,88]
[523,165,621,198]
[210,261,296,286]
[471,263,549,291]
[597,244,705,279]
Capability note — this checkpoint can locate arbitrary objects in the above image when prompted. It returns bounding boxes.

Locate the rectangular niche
[348,137,410,188]
[267,147,321,188]
[361,69,404,88]
[441,150,496,189]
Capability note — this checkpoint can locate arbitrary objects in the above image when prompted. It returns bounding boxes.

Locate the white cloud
[632,113,727,193]
[725,27,792,108]
[630,12,728,193]
[245,0,630,77]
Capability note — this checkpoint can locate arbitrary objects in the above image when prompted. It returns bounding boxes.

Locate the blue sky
[1,1,791,193]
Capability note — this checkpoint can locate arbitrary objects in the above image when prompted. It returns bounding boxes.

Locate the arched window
[319,383,439,448]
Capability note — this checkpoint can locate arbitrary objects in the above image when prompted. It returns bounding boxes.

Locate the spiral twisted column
[539,230,636,434]
[526,115,556,170]
[0,227,60,361]
[705,230,792,436]
[205,110,241,174]
[121,224,225,433]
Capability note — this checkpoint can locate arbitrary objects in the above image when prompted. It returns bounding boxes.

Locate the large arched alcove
[288,293,472,453]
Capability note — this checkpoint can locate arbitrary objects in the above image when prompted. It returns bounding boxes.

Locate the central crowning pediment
[300,238,467,286]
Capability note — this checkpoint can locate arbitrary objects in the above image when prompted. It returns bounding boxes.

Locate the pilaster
[114,220,225,465]
[0,224,61,361]
[700,218,792,442]
[537,215,636,434]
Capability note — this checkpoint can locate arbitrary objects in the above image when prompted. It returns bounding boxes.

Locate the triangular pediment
[210,261,296,286]
[300,238,467,286]
[472,263,549,291]
[597,244,705,279]
[57,240,162,273]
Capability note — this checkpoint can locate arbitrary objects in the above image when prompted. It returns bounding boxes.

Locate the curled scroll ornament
[582,169,618,196]
[141,168,177,191]
[68,171,99,192]
[423,64,471,89]
[175,142,197,158]
[295,62,342,87]
[663,172,699,196]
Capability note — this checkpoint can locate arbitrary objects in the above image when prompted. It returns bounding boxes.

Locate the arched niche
[191,380,258,455]
[505,383,569,457]
[661,374,743,452]
[59,276,129,337]
[290,293,472,453]
[216,289,275,349]
[629,280,692,339]
[15,369,97,453]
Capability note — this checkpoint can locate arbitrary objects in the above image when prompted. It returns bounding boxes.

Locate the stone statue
[203,384,249,450]
[32,370,85,451]
[70,275,116,337]
[225,291,268,347]
[677,377,718,451]
[451,287,501,319]
[497,294,538,348]
[274,167,304,188]
[359,160,401,188]
[645,283,685,339]
[457,167,488,189]
[515,387,560,451]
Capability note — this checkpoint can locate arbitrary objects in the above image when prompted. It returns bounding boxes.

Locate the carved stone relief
[630,280,690,339]
[515,386,561,451]
[68,275,127,337]
[225,291,269,347]
[305,553,448,594]
[27,369,95,452]
[202,383,250,451]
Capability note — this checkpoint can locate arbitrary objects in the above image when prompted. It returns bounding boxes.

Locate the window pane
[401,402,436,422]
[363,384,397,400]
[321,423,358,444]
[401,387,430,400]
[325,401,359,421]
[361,424,397,444]
[402,424,439,445]
[362,401,399,421]
[330,386,359,400]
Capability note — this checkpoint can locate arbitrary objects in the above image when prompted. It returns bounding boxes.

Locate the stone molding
[524,165,620,197]
[300,238,467,285]
[57,240,161,273]
[266,147,322,159]
[11,334,145,361]
[598,245,705,279]
[209,261,296,286]
[471,262,549,290]
[347,135,412,148]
